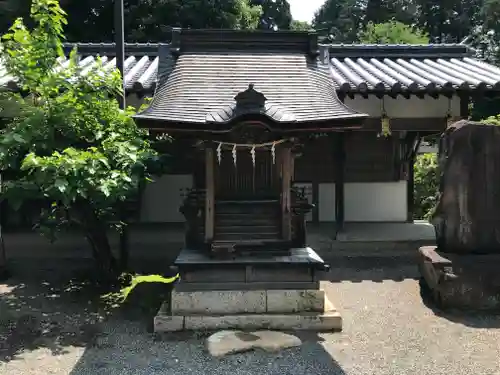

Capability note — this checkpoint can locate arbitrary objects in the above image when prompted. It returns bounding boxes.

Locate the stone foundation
[154,287,341,332]
[418,246,500,310]
[155,247,342,332]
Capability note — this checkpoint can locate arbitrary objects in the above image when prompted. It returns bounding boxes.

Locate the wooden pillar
[281,146,292,241]
[205,147,215,242]
[407,155,415,222]
[335,133,345,232]
[335,92,347,232]
[459,93,470,119]
[0,173,7,281]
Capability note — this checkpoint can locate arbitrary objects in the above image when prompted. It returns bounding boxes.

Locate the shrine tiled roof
[134,29,367,127]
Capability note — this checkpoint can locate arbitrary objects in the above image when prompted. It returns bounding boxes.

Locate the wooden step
[213,239,287,246]
[215,203,279,213]
[214,233,280,241]
[215,209,279,216]
[215,225,280,234]
[215,215,279,222]
[216,199,279,205]
[216,218,279,226]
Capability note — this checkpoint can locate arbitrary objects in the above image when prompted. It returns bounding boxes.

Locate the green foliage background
[413,153,439,220]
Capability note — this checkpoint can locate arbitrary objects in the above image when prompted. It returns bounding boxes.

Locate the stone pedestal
[154,247,342,332]
[418,246,500,310]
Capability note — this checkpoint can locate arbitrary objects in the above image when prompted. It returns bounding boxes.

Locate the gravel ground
[1,264,500,375]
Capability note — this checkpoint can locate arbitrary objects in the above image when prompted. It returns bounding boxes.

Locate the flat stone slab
[206,330,302,357]
[155,310,342,332]
[418,246,500,310]
[175,247,326,267]
[171,289,327,315]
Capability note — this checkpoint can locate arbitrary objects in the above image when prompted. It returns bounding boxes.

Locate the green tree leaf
[358,21,429,44]
[0,0,167,280]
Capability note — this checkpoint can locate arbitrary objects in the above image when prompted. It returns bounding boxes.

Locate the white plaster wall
[318,183,336,222]
[344,181,407,222]
[317,182,407,222]
[293,182,313,222]
[344,95,461,118]
[140,174,193,223]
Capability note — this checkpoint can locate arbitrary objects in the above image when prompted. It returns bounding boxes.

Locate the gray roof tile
[134,29,366,127]
[326,44,500,92]
[136,46,365,125]
[1,40,500,98]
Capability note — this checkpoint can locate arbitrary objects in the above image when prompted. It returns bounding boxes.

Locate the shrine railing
[290,186,314,248]
[179,188,206,248]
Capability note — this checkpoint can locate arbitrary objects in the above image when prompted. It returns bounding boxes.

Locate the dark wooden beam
[404,133,421,222]
[312,181,319,224]
[205,147,215,242]
[115,0,128,270]
[334,132,345,233]
[281,146,292,241]
[459,93,470,119]
[114,0,125,109]
[407,155,415,222]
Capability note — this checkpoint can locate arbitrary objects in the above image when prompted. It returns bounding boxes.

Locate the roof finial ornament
[234,83,267,110]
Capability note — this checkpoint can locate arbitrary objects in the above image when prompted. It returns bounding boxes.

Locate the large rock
[420,120,500,310]
[206,330,302,357]
[419,246,500,309]
[432,120,500,254]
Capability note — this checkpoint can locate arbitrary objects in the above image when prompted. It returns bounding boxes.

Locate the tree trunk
[77,202,118,283]
[86,224,118,284]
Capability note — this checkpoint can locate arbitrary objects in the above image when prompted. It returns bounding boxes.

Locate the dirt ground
[1,261,500,375]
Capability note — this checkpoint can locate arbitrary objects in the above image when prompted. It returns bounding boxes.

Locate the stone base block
[171,289,327,315]
[183,311,341,331]
[418,246,500,310]
[155,288,341,332]
[155,309,341,333]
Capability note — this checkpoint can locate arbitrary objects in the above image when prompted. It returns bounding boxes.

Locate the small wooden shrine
[134,29,367,331]
[135,29,366,256]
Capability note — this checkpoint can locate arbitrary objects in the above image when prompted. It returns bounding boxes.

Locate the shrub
[413,153,439,220]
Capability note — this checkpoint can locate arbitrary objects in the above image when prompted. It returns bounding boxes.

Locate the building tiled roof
[327,44,500,94]
[135,30,366,128]
[0,43,161,94]
[1,40,500,97]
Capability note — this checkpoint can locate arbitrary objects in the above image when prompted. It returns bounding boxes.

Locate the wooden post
[281,146,292,241]
[459,93,470,119]
[0,173,8,281]
[336,92,346,233]
[114,0,125,109]
[407,154,415,222]
[205,147,215,242]
[335,133,345,232]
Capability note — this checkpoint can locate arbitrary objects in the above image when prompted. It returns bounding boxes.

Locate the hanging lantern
[232,144,237,167]
[250,146,256,167]
[271,142,276,164]
[216,142,222,165]
[380,98,391,137]
[381,115,391,137]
